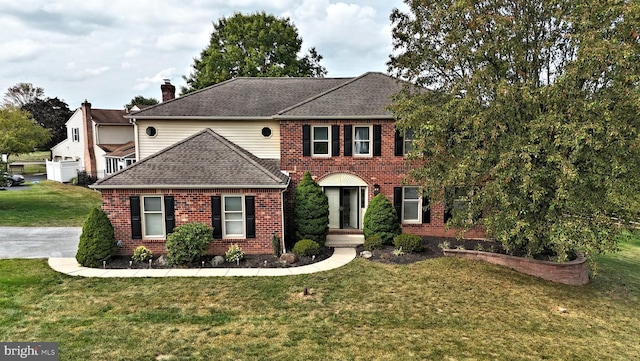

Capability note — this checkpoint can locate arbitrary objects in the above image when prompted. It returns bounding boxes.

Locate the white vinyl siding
[136,120,281,160]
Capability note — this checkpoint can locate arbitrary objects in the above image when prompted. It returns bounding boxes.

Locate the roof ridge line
[276,72,376,115]
[205,129,285,184]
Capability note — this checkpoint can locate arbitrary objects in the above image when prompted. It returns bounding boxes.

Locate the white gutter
[90,184,288,190]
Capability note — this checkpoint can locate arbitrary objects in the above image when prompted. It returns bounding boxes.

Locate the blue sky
[0,0,406,110]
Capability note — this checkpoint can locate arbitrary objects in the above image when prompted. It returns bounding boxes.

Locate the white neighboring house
[49,101,137,182]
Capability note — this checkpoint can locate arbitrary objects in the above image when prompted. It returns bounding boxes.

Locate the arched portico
[318,173,368,230]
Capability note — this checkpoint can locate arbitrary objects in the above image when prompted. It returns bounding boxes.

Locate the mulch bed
[100,237,568,269]
[361,236,503,264]
[103,247,334,269]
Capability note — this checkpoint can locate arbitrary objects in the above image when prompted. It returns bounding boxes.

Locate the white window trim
[403,129,414,156]
[353,125,373,157]
[72,128,80,142]
[311,125,331,157]
[223,195,245,239]
[402,186,422,224]
[142,195,165,239]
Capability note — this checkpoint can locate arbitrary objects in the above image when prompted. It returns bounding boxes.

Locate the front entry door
[326,188,341,229]
[325,187,361,229]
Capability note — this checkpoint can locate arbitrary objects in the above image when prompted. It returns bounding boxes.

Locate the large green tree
[388,0,640,261]
[125,95,158,110]
[0,107,51,162]
[182,12,326,94]
[22,97,73,149]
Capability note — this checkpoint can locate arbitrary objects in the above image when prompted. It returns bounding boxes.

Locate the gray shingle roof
[91,109,129,124]
[129,77,351,118]
[277,72,407,118]
[92,129,289,189]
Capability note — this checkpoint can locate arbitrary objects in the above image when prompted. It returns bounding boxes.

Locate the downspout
[280,175,291,254]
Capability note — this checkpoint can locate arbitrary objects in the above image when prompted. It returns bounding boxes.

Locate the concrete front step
[326,234,364,248]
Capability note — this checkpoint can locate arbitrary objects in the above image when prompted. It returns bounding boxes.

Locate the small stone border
[443,249,589,285]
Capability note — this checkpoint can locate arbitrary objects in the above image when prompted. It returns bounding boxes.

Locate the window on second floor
[312,126,330,156]
[353,126,371,156]
[404,129,414,155]
[72,128,80,142]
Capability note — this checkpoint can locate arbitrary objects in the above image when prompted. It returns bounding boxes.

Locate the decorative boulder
[211,255,225,266]
[279,253,299,264]
[155,255,167,267]
[360,251,373,259]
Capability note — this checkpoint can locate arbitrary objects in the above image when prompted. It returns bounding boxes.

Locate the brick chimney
[161,79,176,102]
[80,100,96,176]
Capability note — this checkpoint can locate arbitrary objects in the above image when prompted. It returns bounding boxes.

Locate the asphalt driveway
[0,227,82,259]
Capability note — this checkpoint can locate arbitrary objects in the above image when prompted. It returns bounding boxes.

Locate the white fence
[46,160,81,183]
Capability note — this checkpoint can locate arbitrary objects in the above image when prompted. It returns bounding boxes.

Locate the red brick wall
[280,119,485,240]
[101,188,283,256]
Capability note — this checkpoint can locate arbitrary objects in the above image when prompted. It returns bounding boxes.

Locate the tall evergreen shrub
[293,171,329,245]
[76,207,118,267]
[363,194,401,244]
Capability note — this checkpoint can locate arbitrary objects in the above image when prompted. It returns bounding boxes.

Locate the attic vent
[146,127,157,137]
[261,127,272,138]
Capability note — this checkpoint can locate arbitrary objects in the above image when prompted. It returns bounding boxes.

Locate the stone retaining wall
[443,249,589,285]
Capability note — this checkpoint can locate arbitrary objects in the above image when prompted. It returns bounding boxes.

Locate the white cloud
[0,39,42,62]
[134,68,178,91]
[155,31,209,51]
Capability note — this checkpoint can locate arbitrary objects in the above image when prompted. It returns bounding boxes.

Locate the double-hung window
[142,196,164,238]
[72,128,80,142]
[223,195,244,238]
[403,129,414,155]
[353,126,371,156]
[402,187,421,223]
[312,126,330,156]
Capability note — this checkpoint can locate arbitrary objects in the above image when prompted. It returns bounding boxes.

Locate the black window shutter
[422,197,431,224]
[164,196,175,235]
[393,187,403,223]
[344,125,352,156]
[394,130,404,156]
[211,196,222,239]
[245,196,256,238]
[302,124,311,156]
[130,196,142,240]
[331,125,340,156]
[373,125,382,156]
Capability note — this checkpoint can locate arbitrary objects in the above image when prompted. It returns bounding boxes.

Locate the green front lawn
[0,235,638,360]
[0,181,101,226]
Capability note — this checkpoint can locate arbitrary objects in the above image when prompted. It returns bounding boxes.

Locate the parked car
[2,173,25,187]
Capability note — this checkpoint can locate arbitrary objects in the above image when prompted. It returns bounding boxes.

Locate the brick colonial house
[92,72,483,255]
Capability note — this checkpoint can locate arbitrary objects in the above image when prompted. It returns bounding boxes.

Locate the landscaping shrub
[225,244,245,264]
[131,246,153,262]
[393,233,423,253]
[363,194,401,244]
[75,207,118,267]
[364,235,384,251]
[165,222,213,266]
[292,239,320,257]
[293,171,329,246]
[272,234,281,257]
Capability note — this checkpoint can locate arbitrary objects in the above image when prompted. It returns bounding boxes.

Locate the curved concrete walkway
[48,247,357,278]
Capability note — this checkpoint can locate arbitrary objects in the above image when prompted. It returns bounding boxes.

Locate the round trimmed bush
[393,233,423,253]
[364,235,384,251]
[165,222,213,266]
[76,207,118,267]
[292,239,320,257]
[363,194,401,244]
[132,246,153,262]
